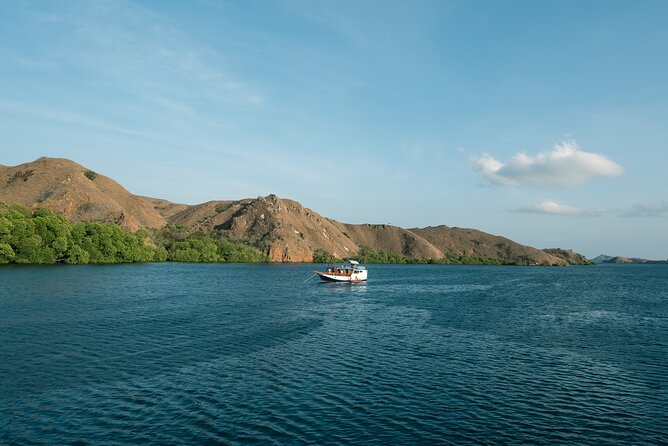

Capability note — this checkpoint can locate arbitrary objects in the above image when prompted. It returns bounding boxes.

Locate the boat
[314,260,368,283]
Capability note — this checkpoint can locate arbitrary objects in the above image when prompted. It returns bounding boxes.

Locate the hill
[138,196,189,219]
[599,256,668,264]
[331,222,444,260]
[150,195,576,264]
[164,195,358,262]
[0,157,591,264]
[543,248,594,265]
[0,157,165,231]
[410,226,568,266]
[591,254,614,264]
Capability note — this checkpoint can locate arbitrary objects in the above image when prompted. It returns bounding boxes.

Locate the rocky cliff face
[163,195,358,262]
[1,157,591,264]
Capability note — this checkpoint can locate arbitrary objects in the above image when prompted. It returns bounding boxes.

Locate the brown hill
[167,195,358,262]
[601,256,667,264]
[160,195,444,261]
[164,196,446,262]
[331,222,444,259]
[0,157,165,231]
[543,248,594,265]
[163,195,573,264]
[410,225,568,266]
[1,157,589,264]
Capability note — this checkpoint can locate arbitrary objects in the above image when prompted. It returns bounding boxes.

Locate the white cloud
[509,201,607,217]
[510,201,584,216]
[471,140,624,187]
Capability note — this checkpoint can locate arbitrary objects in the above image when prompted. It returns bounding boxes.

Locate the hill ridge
[0,157,585,264]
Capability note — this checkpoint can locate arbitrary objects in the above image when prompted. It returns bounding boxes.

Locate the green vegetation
[154,224,268,263]
[312,248,341,263]
[356,246,502,265]
[311,246,504,265]
[0,204,268,265]
[436,254,502,265]
[0,204,153,264]
[84,170,98,181]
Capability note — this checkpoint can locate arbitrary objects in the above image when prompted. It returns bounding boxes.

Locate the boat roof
[341,259,365,270]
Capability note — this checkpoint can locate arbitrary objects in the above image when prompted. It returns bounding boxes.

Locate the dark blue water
[1,264,667,445]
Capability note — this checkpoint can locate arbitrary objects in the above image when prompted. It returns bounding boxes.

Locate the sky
[1,0,667,259]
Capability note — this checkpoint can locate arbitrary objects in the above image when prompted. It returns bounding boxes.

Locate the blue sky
[1,0,667,258]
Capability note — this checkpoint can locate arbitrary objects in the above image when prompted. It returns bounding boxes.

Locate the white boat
[314,260,368,283]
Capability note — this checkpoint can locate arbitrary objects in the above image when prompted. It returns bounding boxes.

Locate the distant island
[591,254,668,265]
[0,157,593,265]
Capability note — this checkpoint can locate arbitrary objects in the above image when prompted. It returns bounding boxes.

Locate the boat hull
[315,271,367,283]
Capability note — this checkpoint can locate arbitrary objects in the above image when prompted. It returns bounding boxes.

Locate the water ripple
[1,264,667,445]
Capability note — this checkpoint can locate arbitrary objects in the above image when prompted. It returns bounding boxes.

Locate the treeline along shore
[0,203,267,264]
[0,203,530,266]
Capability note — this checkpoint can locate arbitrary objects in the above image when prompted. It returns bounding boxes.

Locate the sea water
[1,263,666,444]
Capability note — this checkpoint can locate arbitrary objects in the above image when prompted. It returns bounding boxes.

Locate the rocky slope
[160,198,575,264]
[1,157,590,264]
[410,225,568,266]
[598,256,668,264]
[332,222,444,260]
[164,195,358,262]
[543,248,593,265]
[138,196,189,219]
[0,157,165,231]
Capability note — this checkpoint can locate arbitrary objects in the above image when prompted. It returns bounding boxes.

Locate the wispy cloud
[620,201,668,217]
[29,1,264,110]
[0,100,165,142]
[471,140,624,187]
[508,199,668,218]
[509,201,604,216]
